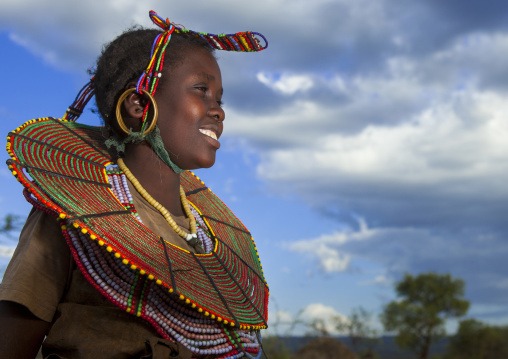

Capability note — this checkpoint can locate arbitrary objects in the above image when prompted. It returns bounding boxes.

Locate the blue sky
[1,0,508,336]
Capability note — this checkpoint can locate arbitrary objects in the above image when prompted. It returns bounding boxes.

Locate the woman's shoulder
[0,208,72,322]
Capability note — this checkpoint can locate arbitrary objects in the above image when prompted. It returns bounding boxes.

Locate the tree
[262,298,294,359]
[262,336,292,359]
[291,337,359,359]
[335,307,381,358]
[0,214,22,236]
[307,317,331,337]
[445,319,508,359]
[380,272,469,359]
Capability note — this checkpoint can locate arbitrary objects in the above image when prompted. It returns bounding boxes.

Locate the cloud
[289,219,508,312]
[3,0,508,326]
[289,219,423,274]
[226,32,508,233]
[266,304,349,336]
[268,309,294,328]
[358,275,391,287]
[299,303,349,335]
[288,220,375,273]
[0,243,16,280]
[257,72,314,95]
[0,245,15,257]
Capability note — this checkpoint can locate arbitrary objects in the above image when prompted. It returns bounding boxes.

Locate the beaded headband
[63,10,268,124]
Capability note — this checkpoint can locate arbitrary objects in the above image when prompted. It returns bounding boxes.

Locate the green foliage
[0,214,22,235]
[307,317,331,337]
[444,319,508,359]
[335,307,381,358]
[262,335,292,359]
[380,272,469,359]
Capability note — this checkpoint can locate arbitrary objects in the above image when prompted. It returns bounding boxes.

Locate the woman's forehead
[166,50,221,77]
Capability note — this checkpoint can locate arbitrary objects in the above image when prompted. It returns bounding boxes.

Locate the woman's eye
[217,100,224,108]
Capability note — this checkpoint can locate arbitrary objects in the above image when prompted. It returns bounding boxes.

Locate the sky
[1,0,507,337]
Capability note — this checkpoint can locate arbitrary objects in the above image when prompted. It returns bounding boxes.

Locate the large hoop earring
[115,88,158,136]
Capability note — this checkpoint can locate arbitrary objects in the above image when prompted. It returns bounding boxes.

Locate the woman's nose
[208,104,225,122]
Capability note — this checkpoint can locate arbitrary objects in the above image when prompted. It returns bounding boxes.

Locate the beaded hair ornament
[134,11,267,132]
[63,10,267,174]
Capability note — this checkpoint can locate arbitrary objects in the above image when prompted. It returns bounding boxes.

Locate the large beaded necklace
[8,117,269,358]
[21,164,259,356]
[101,167,255,356]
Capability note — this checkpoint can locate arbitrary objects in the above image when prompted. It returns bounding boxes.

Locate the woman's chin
[181,155,217,171]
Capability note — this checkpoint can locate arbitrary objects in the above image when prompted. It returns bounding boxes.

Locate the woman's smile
[154,47,225,170]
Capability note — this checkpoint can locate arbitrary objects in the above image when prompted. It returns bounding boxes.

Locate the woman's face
[154,47,224,170]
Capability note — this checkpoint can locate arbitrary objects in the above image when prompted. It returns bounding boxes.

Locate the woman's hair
[92,27,214,131]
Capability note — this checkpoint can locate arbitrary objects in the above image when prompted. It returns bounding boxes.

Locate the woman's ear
[123,90,146,120]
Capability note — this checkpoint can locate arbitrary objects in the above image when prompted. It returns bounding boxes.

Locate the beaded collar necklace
[7,118,269,357]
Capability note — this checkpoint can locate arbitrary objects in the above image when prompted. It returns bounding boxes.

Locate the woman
[0,11,269,359]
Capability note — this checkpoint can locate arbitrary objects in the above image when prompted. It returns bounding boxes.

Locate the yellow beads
[117,158,197,241]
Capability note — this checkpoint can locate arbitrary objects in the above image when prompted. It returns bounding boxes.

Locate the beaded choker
[6,118,269,357]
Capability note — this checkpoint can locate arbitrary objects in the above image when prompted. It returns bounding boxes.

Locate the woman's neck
[123,142,184,217]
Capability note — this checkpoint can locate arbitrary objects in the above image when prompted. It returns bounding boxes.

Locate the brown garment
[0,179,202,359]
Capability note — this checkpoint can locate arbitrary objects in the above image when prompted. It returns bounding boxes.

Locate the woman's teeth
[199,129,217,140]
